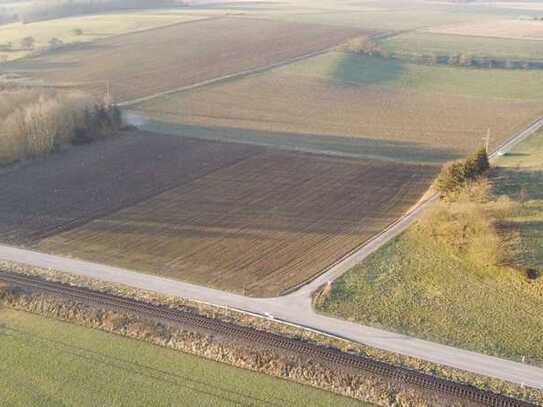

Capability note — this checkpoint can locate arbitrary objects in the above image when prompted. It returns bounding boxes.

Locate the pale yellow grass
[0,10,209,62]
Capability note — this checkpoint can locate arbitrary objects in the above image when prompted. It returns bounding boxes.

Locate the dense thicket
[0,89,122,164]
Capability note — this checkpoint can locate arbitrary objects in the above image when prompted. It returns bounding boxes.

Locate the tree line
[347,37,543,70]
[0,89,123,165]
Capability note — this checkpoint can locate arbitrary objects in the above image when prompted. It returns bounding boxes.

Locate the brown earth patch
[36,148,436,297]
[0,130,263,244]
[4,17,364,101]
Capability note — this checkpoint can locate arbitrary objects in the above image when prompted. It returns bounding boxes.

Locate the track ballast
[0,271,536,407]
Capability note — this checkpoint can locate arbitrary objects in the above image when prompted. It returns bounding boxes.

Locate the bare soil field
[14,140,435,297]
[0,130,262,244]
[3,17,364,101]
[138,72,542,160]
[426,20,543,41]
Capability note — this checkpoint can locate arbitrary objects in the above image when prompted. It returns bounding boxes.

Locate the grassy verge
[318,130,543,367]
[0,308,368,407]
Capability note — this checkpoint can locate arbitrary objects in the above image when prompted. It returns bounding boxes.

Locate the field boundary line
[117,44,349,107]
[4,15,224,66]
[281,115,543,296]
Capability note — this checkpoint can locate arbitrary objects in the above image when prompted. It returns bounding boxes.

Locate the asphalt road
[1,117,543,389]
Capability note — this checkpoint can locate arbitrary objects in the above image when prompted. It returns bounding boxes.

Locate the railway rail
[0,271,536,407]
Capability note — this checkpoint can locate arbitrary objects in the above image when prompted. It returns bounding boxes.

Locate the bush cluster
[435,148,490,193]
[0,89,123,165]
[346,38,543,70]
[418,178,521,269]
[73,103,122,145]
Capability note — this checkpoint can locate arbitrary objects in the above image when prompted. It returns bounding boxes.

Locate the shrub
[435,147,490,194]
[346,37,379,55]
[48,37,64,49]
[417,179,521,269]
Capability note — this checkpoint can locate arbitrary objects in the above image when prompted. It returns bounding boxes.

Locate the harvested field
[426,19,543,41]
[138,53,543,162]
[0,130,262,244]
[29,146,436,297]
[2,17,364,101]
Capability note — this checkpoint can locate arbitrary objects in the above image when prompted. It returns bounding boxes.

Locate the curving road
[1,117,543,390]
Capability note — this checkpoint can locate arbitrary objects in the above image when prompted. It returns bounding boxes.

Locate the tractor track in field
[0,270,536,407]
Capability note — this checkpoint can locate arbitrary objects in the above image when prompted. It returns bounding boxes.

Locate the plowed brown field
[0,131,262,244]
[34,145,436,297]
[5,17,363,101]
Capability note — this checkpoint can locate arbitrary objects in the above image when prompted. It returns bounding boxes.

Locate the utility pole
[484,128,491,153]
[104,80,113,108]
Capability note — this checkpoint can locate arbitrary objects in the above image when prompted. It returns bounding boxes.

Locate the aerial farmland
[1,0,543,297]
[1,0,543,405]
[5,17,365,101]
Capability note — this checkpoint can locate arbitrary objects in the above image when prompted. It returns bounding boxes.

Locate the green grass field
[0,9,209,62]
[280,51,543,100]
[379,32,543,63]
[0,308,368,406]
[318,130,543,366]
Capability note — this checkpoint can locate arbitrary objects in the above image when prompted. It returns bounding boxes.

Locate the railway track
[0,271,537,407]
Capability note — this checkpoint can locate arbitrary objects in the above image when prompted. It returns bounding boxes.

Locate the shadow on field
[492,167,543,269]
[142,121,459,164]
[332,54,404,87]
[493,167,543,200]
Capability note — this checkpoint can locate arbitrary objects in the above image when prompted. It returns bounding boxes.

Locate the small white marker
[264,312,275,320]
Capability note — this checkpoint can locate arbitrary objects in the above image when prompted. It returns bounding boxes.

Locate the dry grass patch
[139,72,541,158]
[138,52,543,164]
